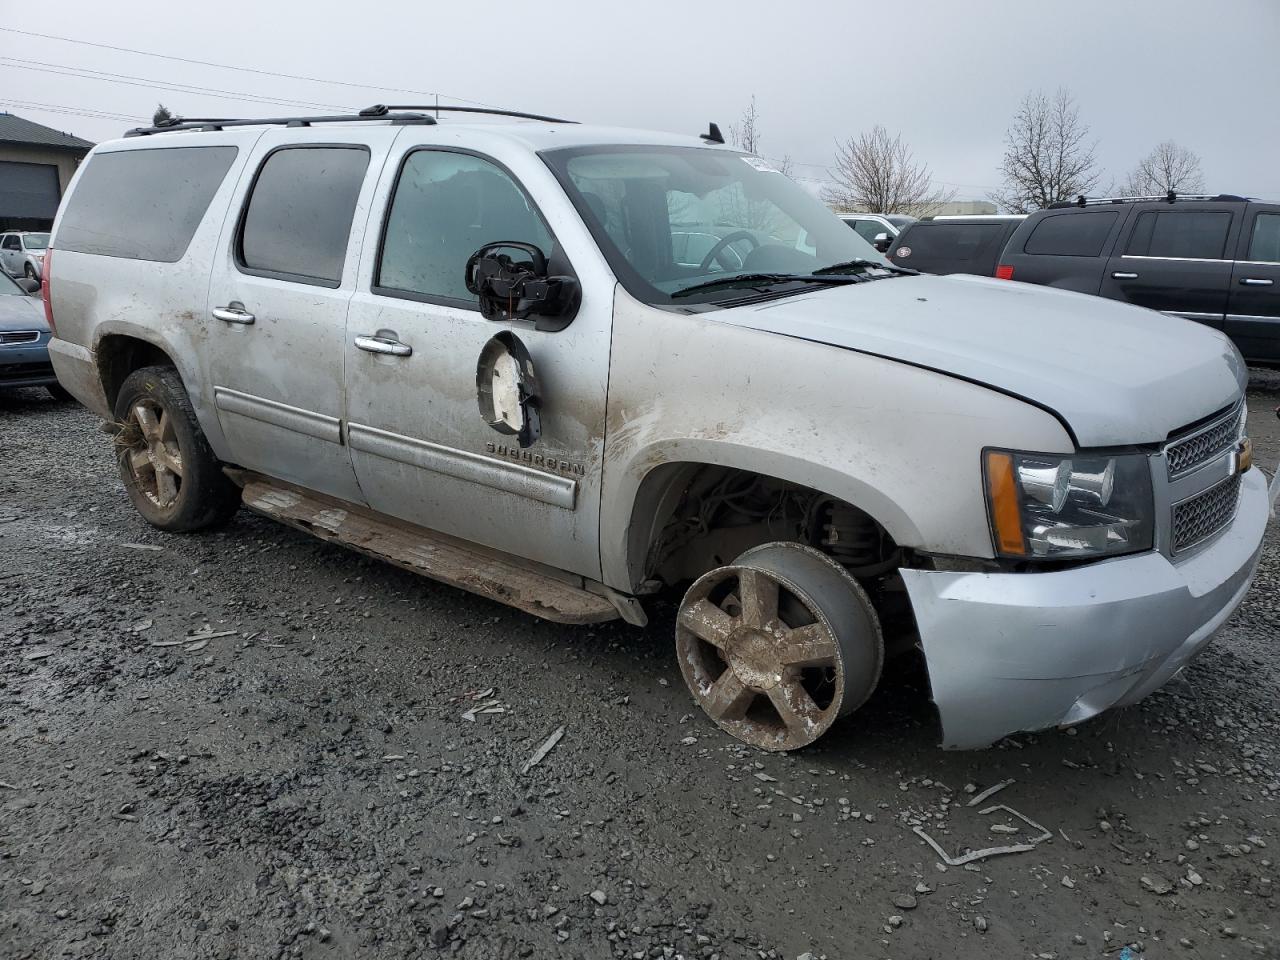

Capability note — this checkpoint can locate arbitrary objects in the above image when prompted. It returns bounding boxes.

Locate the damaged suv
[44,106,1268,751]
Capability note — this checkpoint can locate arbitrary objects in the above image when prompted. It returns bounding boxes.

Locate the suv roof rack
[1048,192,1251,209]
[125,103,574,137]
[360,103,576,123]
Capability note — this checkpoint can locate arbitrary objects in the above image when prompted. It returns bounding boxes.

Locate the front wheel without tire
[675,542,883,751]
[113,365,240,531]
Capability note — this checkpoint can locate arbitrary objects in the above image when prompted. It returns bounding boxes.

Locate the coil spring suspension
[810,497,896,576]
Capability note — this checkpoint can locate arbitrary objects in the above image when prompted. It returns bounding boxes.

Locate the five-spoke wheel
[122,397,185,510]
[675,542,882,751]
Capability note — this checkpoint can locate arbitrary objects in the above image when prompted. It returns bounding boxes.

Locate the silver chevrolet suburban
[44,106,1268,751]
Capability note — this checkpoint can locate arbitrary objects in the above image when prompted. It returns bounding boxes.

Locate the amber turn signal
[985,451,1027,556]
[1238,437,1253,474]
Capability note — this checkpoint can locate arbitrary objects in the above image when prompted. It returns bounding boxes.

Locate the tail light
[41,248,56,336]
[995,264,1014,280]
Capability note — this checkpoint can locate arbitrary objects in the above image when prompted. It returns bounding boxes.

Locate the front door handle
[1112,271,1138,279]
[212,304,255,325]
[1240,277,1274,286]
[355,334,412,357]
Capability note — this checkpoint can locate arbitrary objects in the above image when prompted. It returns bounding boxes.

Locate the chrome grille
[0,330,39,345]
[1166,404,1242,478]
[1172,473,1240,553]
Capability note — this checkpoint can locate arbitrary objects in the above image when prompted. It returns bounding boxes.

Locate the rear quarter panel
[48,135,260,456]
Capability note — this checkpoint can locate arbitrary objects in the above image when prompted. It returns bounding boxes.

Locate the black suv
[997,194,1280,362]
[886,216,1025,276]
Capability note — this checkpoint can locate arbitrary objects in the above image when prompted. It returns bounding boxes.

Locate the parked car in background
[997,194,1280,363]
[1,231,51,281]
[840,213,915,252]
[0,268,67,399]
[887,215,1025,276]
[45,108,1266,754]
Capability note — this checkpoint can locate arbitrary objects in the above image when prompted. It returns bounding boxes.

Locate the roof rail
[125,111,437,137]
[360,104,576,124]
[1047,192,1250,209]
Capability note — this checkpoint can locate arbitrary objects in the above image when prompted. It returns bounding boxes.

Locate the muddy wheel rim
[121,399,184,509]
[676,561,848,751]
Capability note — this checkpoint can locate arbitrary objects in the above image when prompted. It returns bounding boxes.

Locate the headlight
[984,449,1154,560]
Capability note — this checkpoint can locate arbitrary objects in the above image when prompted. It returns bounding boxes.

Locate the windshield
[23,233,49,250]
[542,145,889,305]
[0,271,24,295]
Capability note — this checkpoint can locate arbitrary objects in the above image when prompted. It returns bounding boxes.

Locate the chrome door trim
[1120,254,1231,264]
[1161,310,1223,321]
[213,386,342,444]
[348,423,578,510]
[1226,314,1280,323]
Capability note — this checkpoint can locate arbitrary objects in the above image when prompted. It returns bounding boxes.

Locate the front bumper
[0,331,57,388]
[902,467,1268,749]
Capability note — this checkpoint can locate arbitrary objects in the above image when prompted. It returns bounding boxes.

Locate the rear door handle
[355,334,412,357]
[211,304,255,325]
[1112,272,1138,279]
[1240,277,1274,286]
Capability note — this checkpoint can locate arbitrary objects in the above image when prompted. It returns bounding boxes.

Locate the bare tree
[729,96,763,154]
[1121,140,1205,196]
[727,96,794,175]
[823,125,954,216]
[152,103,174,126]
[993,89,1101,212]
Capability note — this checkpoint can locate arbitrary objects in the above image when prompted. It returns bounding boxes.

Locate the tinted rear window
[238,146,370,286]
[895,222,1007,262]
[56,147,237,262]
[1125,210,1231,260]
[1022,211,1117,257]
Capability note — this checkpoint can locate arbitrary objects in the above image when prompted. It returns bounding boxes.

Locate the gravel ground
[2,380,1278,960]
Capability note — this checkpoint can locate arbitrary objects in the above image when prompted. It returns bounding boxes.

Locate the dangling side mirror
[476,331,542,447]
[464,242,580,331]
[872,232,893,253]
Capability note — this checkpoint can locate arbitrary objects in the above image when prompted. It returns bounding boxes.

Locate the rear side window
[1125,210,1231,260]
[238,146,370,286]
[56,146,237,262]
[897,222,1007,262]
[1246,213,1280,263]
[1023,212,1117,257]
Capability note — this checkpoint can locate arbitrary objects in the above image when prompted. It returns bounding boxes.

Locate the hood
[721,274,1245,447]
[0,292,46,332]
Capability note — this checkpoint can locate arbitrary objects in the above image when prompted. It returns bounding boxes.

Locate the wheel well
[631,463,902,588]
[96,335,175,411]
[631,462,916,650]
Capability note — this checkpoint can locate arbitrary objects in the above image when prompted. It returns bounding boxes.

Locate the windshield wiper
[813,258,916,277]
[671,272,860,299]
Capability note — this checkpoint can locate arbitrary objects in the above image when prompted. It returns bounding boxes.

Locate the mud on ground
[2,382,1278,960]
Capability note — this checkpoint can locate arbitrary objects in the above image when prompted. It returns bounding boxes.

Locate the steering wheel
[698,231,760,272]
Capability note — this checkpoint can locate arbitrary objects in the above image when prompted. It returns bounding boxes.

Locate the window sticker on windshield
[895,246,912,258]
[741,156,780,173]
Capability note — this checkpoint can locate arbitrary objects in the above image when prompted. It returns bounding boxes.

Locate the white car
[44,106,1267,751]
[840,213,915,251]
[0,231,50,281]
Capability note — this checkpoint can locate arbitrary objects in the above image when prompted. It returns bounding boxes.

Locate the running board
[233,472,621,625]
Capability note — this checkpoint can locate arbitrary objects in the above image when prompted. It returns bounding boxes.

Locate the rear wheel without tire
[113,365,240,531]
[675,542,883,751]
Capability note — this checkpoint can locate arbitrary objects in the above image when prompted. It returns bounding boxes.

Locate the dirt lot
[2,380,1278,960]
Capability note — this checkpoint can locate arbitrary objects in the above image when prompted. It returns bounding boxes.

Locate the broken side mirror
[476,330,542,447]
[16,277,39,295]
[872,232,893,253]
[464,242,580,332]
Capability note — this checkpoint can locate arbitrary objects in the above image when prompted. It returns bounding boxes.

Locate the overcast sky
[3,0,1278,201]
